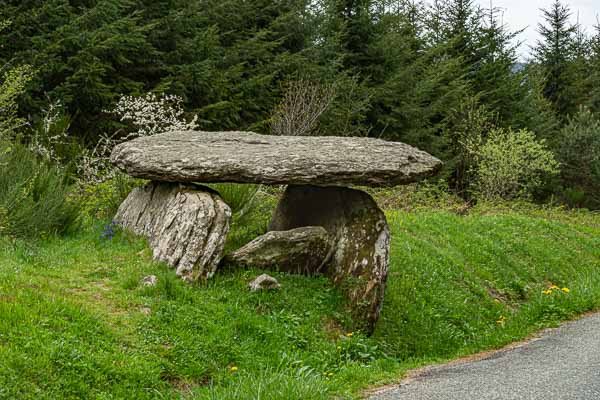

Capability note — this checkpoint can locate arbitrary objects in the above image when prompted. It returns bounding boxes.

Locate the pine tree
[1,0,159,142]
[474,2,527,125]
[587,24,600,113]
[533,0,577,117]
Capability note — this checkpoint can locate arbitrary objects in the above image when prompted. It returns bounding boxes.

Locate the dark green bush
[0,141,79,238]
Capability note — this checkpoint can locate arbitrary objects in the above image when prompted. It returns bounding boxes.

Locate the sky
[472,0,600,59]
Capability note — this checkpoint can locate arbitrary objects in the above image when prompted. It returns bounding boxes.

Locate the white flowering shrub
[79,92,199,184]
[28,100,71,163]
[114,93,199,140]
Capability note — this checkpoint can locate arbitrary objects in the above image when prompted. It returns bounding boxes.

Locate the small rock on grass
[142,275,158,287]
[248,274,281,292]
[140,307,152,315]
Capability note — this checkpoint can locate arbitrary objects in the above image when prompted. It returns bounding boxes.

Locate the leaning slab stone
[110,130,442,187]
[115,182,231,281]
[224,226,332,275]
[269,185,390,334]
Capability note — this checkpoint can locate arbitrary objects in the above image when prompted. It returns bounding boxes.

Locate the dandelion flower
[337,346,341,350]
[230,366,238,372]
[561,288,570,293]
[549,285,559,290]
[346,332,353,337]
[542,289,553,295]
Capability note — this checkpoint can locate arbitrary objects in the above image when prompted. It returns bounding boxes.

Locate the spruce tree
[587,24,600,113]
[533,0,577,117]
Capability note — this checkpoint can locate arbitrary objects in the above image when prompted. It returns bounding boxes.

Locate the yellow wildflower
[496,316,507,325]
[542,289,553,295]
[230,366,238,372]
[337,346,342,350]
[549,285,559,290]
[561,287,570,293]
[346,332,353,337]
[328,372,334,377]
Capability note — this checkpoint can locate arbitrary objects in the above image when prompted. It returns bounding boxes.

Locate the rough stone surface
[141,275,158,287]
[110,130,442,187]
[115,182,231,281]
[224,226,332,275]
[269,185,390,333]
[248,274,281,292]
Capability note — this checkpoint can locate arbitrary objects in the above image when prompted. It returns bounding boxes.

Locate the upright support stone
[269,185,390,334]
[115,182,231,281]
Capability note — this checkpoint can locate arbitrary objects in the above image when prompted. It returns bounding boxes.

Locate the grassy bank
[0,208,599,399]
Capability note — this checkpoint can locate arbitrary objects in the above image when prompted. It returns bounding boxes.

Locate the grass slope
[0,209,599,399]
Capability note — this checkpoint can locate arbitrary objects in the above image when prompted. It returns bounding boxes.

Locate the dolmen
[110,131,441,333]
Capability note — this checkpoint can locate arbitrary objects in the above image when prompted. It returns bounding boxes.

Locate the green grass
[0,209,599,399]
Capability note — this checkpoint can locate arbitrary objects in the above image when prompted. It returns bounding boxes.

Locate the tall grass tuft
[207,183,259,215]
[0,141,79,238]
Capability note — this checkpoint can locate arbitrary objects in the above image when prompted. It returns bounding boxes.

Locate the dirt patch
[323,317,344,340]
[160,371,211,395]
[0,294,15,302]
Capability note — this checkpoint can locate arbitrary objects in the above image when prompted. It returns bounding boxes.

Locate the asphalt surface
[369,312,600,400]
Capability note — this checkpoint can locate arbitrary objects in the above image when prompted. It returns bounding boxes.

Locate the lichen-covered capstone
[224,226,332,275]
[269,185,390,334]
[114,182,231,281]
[110,130,442,187]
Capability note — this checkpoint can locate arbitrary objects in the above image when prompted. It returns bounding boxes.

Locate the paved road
[370,312,600,400]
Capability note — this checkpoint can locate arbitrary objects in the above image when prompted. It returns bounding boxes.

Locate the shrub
[466,128,559,201]
[271,80,336,136]
[0,65,33,138]
[79,92,199,185]
[76,174,141,224]
[0,141,78,238]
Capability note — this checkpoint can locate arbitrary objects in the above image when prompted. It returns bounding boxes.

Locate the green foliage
[555,108,600,208]
[76,174,141,225]
[0,142,78,238]
[378,210,600,359]
[1,0,312,140]
[587,24,600,113]
[466,128,560,200]
[204,183,273,253]
[220,188,278,254]
[2,0,599,207]
[0,65,33,137]
[208,183,259,215]
[533,0,578,117]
